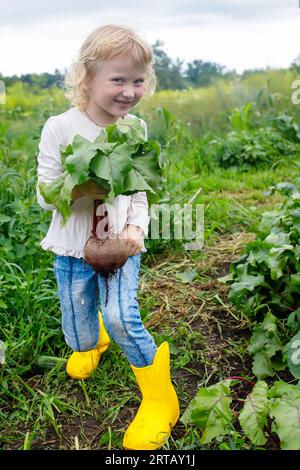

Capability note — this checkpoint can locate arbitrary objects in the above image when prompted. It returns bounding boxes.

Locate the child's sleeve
[36,117,64,211]
[126,118,150,237]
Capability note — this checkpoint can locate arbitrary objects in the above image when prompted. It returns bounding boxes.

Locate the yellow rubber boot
[96,310,111,354]
[122,341,180,450]
[66,310,110,379]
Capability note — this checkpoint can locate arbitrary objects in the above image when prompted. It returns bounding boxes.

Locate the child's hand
[120,224,143,256]
[79,180,109,200]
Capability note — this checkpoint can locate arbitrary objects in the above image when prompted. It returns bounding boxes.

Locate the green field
[1,69,300,450]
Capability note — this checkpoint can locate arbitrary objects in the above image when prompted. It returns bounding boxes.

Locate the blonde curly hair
[64,24,157,110]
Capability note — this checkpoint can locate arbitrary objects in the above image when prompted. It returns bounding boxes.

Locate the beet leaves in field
[38,116,164,227]
[220,177,300,381]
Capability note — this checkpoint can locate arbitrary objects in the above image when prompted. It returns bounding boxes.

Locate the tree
[0,69,66,90]
[152,40,187,90]
[184,60,225,87]
[291,54,300,73]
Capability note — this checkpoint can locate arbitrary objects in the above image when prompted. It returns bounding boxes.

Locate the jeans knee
[104,314,127,341]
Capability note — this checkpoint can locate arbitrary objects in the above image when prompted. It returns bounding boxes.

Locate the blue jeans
[53,253,157,367]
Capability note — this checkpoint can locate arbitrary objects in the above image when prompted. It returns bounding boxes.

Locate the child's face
[87,57,147,119]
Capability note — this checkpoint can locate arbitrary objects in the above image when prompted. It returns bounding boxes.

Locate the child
[36,24,179,450]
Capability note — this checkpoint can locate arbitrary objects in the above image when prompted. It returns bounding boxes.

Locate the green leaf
[252,353,277,379]
[122,167,155,195]
[289,273,300,294]
[90,142,133,200]
[127,141,162,192]
[246,240,290,280]
[99,116,146,145]
[122,142,162,197]
[229,262,265,306]
[282,331,300,379]
[268,247,293,280]
[217,273,234,284]
[287,307,300,335]
[0,299,8,309]
[239,381,269,445]
[180,380,233,444]
[60,142,75,166]
[269,395,300,450]
[249,312,282,356]
[39,171,66,205]
[37,355,67,369]
[175,268,198,283]
[40,171,79,227]
[264,231,291,246]
[268,380,300,400]
[0,214,12,224]
[38,116,162,225]
[64,134,105,183]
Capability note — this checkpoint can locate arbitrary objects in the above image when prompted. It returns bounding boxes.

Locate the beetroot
[83,236,129,275]
[83,200,130,306]
[83,235,129,306]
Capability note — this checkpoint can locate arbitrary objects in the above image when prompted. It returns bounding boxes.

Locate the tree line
[1,41,299,92]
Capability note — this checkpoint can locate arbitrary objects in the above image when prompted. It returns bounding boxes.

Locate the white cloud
[155,15,300,73]
[0,0,296,26]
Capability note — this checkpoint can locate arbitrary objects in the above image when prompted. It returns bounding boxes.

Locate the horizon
[1,65,298,81]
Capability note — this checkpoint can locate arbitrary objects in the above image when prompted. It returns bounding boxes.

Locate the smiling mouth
[115,100,133,104]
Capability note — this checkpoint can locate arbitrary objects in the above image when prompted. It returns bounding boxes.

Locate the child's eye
[112,78,144,84]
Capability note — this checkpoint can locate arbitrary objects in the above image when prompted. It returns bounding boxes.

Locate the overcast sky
[0,0,299,76]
